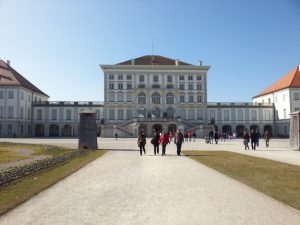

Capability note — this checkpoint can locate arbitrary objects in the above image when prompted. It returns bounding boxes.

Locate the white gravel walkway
[1,141,300,225]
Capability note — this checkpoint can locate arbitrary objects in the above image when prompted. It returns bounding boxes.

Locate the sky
[0,0,299,102]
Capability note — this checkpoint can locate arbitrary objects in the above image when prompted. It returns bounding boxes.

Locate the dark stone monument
[78,111,98,149]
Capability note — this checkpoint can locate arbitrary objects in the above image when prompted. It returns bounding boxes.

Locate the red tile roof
[117,55,191,65]
[253,65,300,98]
[0,60,49,97]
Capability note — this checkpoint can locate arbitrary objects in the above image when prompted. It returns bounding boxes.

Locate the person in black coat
[175,129,184,156]
[138,131,146,156]
[214,131,219,144]
[151,131,160,155]
[250,129,258,150]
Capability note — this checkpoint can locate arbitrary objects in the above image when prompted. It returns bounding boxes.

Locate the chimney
[6,60,10,66]
[198,61,203,66]
[175,59,179,66]
[131,59,135,65]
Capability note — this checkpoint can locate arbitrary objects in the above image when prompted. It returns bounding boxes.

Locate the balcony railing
[207,102,274,107]
[32,101,104,106]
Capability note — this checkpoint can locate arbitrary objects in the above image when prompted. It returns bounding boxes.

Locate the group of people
[242,129,270,150]
[137,129,184,156]
[205,130,236,144]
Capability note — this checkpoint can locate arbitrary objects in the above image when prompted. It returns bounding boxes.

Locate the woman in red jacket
[159,132,169,156]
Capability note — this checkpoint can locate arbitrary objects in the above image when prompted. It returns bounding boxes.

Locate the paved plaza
[0,138,300,224]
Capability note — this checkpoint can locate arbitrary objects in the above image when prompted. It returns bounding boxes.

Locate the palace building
[0,56,296,138]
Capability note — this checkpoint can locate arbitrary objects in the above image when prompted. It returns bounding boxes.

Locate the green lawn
[184,150,300,211]
[0,143,73,164]
[0,150,106,216]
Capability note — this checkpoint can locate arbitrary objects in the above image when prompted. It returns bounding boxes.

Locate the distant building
[253,65,300,136]
[1,56,288,138]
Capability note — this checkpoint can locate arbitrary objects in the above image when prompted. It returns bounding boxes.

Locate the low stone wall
[0,148,90,186]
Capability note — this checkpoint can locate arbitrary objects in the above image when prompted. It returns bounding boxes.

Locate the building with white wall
[253,65,300,136]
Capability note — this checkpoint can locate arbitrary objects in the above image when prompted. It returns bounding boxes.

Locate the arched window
[138,93,146,104]
[152,93,160,104]
[166,93,174,104]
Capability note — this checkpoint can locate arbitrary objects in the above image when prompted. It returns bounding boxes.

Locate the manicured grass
[0,143,73,164]
[184,150,300,211]
[0,150,106,216]
[0,147,30,163]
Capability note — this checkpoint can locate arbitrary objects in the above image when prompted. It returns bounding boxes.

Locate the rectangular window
[0,91,3,99]
[265,110,270,120]
[180,96,185,103]
[188,75,193,80]
[197,96,202,103]
[108,93,115,102]
[109,109,115,120]
[96,109,100,120]
[179,76,184,80]
[139,75,144,82]
[8,91,14,99]
[52,109,57,120]
[118,83,123,89]
[66,109,71,120]
[127,75,132,80]
[252,110,257,120]
[198,110,203,120]
[109,83,114,89]
[197,76,201,80]
[188,84,193,90]
[295,107,300,111]
[109,74,114,79]
[8,106,13,118]
[197,84,202,90]
[153,75,158,82]
[283,109,287,119]
[224,110,229,121]
[127,83,132,89]
[167,76,172,82]
[21,92,24,100]
[189,95,194,103]
[210,110,215,119]
[118,74,123,80]
[37,109,42,120]
[188,109,195,120]
[179,84,185,90]
[283,94,286,102]
[294,93,299,100]
[7,124,12,136]
[127,109,132,119]
[237,110,243,121]
[117,93,123,102]
[126,93,132,102]
[20,107,24,119]
[0,106,3,118]
[28,109,31,120]
[28,94,31,102]
[118,109,124,120]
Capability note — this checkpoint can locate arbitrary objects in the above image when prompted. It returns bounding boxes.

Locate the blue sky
[0,0,299,102]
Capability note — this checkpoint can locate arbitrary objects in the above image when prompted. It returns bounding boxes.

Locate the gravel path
[0,144,300,225]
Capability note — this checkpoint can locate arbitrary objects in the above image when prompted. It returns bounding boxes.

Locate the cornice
[100,64,210,72]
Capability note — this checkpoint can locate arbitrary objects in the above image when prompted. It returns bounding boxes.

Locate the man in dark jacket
[250,129,258,150]
[152,131,160,155]
[175,129,184,156]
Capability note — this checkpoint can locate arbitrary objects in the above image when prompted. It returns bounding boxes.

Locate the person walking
[243,130,250,150]
[209,129,214,144]
[151,131,160,155]
[175,129,184,156]
[250,129,258,150]
[214,131,219,144]
[137,131,146,156]
[159,132,169,156]
[114,132,118,140]
[264,130,270,147]
[192,132,196,142]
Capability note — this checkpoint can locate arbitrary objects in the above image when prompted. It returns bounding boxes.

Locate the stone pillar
[290,111,300,150]
[78,111,98,149]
